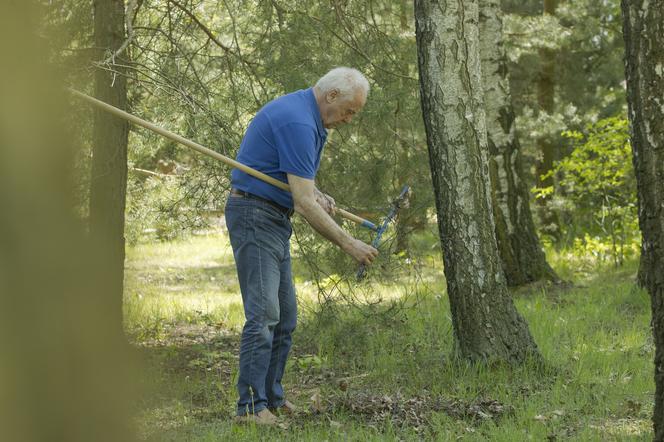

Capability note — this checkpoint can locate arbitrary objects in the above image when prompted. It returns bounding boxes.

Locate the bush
[535,116,638,265]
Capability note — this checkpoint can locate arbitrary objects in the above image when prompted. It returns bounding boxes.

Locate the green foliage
[54,0,630,264]
[52,0,431,261]
[505,0,627,209]
[503,13,573,61]
[125,175,209,244]
[569,234,640,269]
[293,354,328,372]
[535,117,638,265]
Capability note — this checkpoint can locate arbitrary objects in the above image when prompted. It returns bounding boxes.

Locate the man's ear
[326,88,340,103]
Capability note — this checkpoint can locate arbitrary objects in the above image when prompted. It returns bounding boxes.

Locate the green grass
[125,229,653,441]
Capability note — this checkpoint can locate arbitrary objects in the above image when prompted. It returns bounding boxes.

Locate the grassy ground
[125,228,653,441]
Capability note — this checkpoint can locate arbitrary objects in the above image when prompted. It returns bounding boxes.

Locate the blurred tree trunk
[415,0,540,363]
[621,1,664,438]
[535,0,560,238]
[479,0,560,286]
[89,0,129,330]
[0,3,136,440]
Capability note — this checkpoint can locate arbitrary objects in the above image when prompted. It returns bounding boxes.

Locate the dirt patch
[322,391,513,431]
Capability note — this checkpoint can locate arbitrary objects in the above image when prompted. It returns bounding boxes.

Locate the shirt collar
[307,88,327,138]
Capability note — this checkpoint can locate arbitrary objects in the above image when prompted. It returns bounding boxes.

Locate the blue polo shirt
[230,88,328,209]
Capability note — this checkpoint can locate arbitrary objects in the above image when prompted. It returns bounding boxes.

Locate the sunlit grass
[125,229,653,441]
[124,231,445,333]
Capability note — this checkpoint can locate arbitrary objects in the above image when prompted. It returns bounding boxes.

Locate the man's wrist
[338,235,355,253]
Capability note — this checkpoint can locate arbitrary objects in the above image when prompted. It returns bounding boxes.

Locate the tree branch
[167,0,234,55]
[99,0,139,65]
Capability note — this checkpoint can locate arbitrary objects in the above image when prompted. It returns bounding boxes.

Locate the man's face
[321,89,366,129]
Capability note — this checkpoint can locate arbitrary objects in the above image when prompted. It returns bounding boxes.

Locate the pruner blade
[357,185,411,280]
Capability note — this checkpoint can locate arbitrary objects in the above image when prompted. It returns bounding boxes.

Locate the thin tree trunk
[89,0,129,330]
[400,0,409,29]
[395,0,419,255]
[535,0,560,238]
[479,0,560,286]
[415,0,540,363]
[621,1,664,438]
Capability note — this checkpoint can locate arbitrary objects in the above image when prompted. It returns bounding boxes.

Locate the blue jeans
[225,195,297,416]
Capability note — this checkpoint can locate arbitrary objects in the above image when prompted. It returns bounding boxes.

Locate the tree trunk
[479,0,560,286]
[395,0,420,255]
[89,0,129,329]
[621,1,664,438]
[415,0,540,363]
[0,4,136,439]
[535,0,560,238]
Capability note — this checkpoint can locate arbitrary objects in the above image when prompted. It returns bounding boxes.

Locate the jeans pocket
[255,203,285,223]
[225,202,248,246]
[255,207,291,253]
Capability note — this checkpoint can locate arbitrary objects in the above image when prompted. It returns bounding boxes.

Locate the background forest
[2,0,656,441]
[59,0,634,259]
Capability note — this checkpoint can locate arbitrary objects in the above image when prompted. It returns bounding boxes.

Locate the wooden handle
[336,208,378,231]
[70,89,378,231]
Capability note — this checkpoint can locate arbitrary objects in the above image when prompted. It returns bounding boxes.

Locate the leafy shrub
[571,233,640,268]
[535,117,638,265]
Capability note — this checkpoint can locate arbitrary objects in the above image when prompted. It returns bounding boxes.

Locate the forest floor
[125,228,653,441]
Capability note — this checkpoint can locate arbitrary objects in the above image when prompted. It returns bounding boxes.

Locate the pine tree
[89,0,129,329]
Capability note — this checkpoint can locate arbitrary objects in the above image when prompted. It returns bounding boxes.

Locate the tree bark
[479,0,560,286]
[89,0,129,329]
[621,1,664,438]
[415,0,540,363]
[535,0,560,238]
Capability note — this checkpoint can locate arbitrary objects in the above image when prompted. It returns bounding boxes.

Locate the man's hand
[346,238,379,265]
[314,188,336,215]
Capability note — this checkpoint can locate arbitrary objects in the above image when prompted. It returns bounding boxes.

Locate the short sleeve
[275,123,318,179]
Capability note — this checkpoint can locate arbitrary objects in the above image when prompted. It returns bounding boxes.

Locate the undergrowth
[125,229,652,441]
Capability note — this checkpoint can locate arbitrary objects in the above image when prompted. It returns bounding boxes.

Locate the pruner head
[357,185,411,280]
[374,185,411,238]
[394,185,412,210]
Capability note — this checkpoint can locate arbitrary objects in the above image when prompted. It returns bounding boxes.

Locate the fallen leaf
[310,390,324,413]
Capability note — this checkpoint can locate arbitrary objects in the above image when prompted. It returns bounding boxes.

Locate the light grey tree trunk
[621,1,664,438]
[89,0,129,330]
[415,0,540,363]
[479,0,560,286]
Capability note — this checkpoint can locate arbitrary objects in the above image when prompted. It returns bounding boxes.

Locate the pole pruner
[357,185,411,280]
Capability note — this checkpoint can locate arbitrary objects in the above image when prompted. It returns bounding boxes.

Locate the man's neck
[312,87,328,126]
[313,87,325,113]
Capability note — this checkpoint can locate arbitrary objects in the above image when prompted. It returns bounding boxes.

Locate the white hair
[314,67,370,100]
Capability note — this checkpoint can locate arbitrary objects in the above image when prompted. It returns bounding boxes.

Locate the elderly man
[226,67,378,424]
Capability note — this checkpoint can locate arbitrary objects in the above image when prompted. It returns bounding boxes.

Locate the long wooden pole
[70,89,378,231]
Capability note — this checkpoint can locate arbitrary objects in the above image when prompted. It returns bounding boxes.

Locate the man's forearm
[288,173,377,265]
[294,198,352,252]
